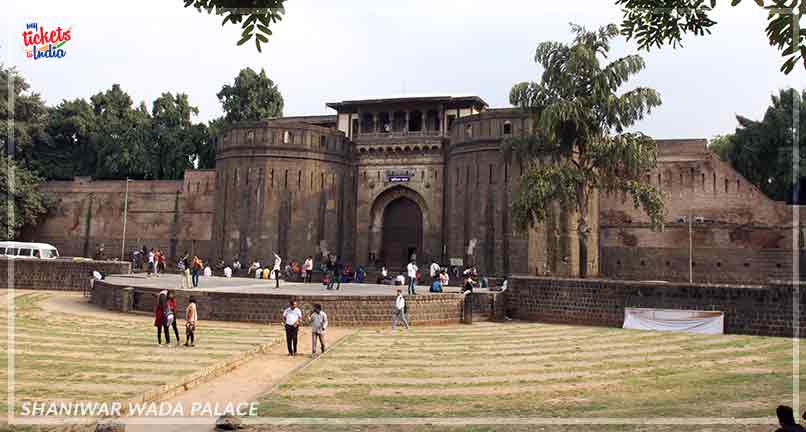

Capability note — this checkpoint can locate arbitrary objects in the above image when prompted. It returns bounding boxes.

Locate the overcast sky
[3,0,804,139]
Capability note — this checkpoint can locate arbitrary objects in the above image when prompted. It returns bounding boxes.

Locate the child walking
[185,296,197,347]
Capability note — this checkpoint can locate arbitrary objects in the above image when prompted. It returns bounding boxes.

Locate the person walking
[166,291,180,345]
[154,291,171,345]
[392,289,410,330]
[185,296,197,347]
[325,255,336,290]
[272,252,282,288]
[191,256,203,288]
[406,260,418,295]
[333,256,342,290]
[282,300,303,356]
[181,252,191,289]
[309,303,328,355]
[303,256,313,283]
[147,249,155,277]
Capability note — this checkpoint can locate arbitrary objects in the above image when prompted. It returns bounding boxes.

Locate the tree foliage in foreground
[617,0,805,74]
[709,88,806,202]
[507,23,665,276]
[0,154,50,240]
[183,0,287,52]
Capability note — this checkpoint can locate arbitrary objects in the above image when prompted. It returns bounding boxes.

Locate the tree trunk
[578,216,589,279]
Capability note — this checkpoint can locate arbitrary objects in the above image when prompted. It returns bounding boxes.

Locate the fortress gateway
[29,96,799,282]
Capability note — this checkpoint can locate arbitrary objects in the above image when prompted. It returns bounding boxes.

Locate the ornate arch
[367,186,431,264]
[369,185,430,230]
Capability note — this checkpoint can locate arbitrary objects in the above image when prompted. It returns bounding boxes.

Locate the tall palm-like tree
[506,23,665,277]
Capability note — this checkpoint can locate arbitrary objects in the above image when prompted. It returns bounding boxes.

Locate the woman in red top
[154,291,170,345]
[167,291,180,345]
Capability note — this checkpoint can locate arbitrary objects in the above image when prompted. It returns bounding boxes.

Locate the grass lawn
[255,321,803,430]
[0,291,281,419]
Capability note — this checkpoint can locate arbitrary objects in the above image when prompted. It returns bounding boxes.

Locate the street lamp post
[121,178,131,261]
[681,213,705,283]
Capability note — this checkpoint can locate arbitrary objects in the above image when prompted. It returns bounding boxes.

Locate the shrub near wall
[0,257,131,291]
[507,276,806,337]
[91,281,464,326]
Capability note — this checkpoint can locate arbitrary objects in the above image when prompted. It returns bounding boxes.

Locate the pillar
[404,111,410,133]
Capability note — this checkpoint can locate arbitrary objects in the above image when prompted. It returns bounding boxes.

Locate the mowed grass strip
[258,323,802,420]
[0,291,282,416]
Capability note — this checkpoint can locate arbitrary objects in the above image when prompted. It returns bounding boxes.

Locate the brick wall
[507,276,805,337]
[0,258,131,291]
[91,281,464,326]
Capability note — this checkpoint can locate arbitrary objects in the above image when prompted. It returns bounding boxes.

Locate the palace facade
[27,96,801,282]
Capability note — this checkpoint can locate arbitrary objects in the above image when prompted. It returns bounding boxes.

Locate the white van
[0,242,60,259]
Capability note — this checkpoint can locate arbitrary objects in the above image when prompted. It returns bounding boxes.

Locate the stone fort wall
[21,112,800,284]
[506,276,804,337]
[599,139,800,283]
[212,120,356,267]
[24,171,216,261]
[0,257,131,291]
[447,109,598,277]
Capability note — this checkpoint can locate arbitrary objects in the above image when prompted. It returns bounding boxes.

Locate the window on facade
[503,121,512,135]
[320,136,326,148]
[447,115,456,131]
[465,125,473,138]
[283,131,291,144]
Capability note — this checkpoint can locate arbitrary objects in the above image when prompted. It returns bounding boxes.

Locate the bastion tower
[212,117,356,265]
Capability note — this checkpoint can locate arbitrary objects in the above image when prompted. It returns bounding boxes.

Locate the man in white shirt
[303,256,314,283]
[271,252,282,288]
[224,266,232,278]
[406,260,418,295]
[392,289,410,330]
[282,300,303,356]
[429,261,440,282]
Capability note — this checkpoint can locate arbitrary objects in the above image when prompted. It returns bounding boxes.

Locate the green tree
[617,0,804,74]
[183,0,287,52]
[89,85,152,179]
[150,92,210,179]
[507,23,665,277]
[709,133,735,162]
[218,67,284,122]
[198,117,224,169]
[32,98,98,180]
[0,65,49,168]
[715,88,805,201]
[0,153,50,240]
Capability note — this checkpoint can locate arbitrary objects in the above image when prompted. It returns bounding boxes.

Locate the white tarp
[623,308,724,335]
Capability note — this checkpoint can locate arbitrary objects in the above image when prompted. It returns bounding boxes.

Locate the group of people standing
[153,290,198,347]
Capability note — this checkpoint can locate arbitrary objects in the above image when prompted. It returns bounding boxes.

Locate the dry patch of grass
[256,322,802,422]
[0,291,282,417]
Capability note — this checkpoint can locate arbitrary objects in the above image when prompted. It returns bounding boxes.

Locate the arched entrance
[382,197,423,269]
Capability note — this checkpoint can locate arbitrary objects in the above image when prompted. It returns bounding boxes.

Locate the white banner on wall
[623,308,724,335]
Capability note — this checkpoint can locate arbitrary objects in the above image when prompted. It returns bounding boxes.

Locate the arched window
[503,121,512,135]
[283,130,291,144]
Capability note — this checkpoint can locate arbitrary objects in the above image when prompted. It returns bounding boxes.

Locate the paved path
[103,273,489,296]
[123,326,355,432]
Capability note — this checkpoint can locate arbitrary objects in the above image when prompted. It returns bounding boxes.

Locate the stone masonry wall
[507,276,805,337]
[0,258,131,291]
[91,281,464,326]
[600,139,797,282]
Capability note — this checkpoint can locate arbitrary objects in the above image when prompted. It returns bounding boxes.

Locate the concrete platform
[103,273,489,297]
